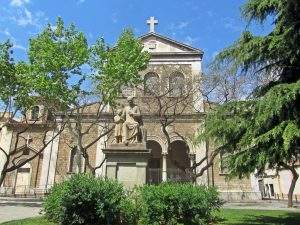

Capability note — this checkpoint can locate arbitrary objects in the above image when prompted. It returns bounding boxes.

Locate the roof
[139,32,203,55]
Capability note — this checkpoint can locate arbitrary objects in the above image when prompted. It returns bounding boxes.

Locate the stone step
[0,197,43,207]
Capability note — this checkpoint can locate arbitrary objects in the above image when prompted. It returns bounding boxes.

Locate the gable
[139,33,202,54]
[16,145,38,155]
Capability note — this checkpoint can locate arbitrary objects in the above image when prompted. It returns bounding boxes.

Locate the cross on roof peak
[25,134,32,146]
[147,16,158,33]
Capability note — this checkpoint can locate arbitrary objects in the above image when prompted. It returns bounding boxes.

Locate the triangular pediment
[10,145,39,166]
[16,145,39,155]
[139,32,203,54]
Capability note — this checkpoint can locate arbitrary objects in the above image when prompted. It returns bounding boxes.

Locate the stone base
[103,143,151,189]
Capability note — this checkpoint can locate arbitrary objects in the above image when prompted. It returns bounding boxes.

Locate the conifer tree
[198,0,300,207]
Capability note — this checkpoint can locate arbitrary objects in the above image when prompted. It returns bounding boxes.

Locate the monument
[103,96,151,188]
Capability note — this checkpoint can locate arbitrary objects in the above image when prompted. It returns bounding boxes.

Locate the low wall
[220,191,262,202]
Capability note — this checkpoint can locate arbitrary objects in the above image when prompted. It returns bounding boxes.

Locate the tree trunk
[287,167,299,208]
[0,170,7,187]
[0,159,9,187]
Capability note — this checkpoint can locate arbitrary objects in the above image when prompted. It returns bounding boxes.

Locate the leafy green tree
[28,17,89,110]
[0,41,34,117]
[29,21,150,175]
[0,41,65,186]
[65,28,150,174]
[198,0,300,207]
[0,17,89,187]
[90,28,150,104]
[0,41,16,113]
[0,18,150,187]
[0,41,22,185]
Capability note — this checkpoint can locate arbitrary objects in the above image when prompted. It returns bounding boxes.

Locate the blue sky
[0,0,273,67]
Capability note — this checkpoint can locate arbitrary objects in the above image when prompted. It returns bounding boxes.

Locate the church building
[0,17,261,201]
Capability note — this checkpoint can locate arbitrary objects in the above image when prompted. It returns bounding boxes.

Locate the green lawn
[218,209,300,225]
[0,217,55,225]
[2,209,300,225]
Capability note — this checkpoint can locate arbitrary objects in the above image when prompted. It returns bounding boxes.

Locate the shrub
[136,183,222,225]
[43,175,222,225]
[43,174,128,225]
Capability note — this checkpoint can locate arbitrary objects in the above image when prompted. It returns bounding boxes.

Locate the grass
[0,217,55,225]
[1,209,300,225]
[217,209,300,225]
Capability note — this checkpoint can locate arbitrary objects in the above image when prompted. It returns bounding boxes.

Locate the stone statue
[114,109,124,143]
[114,96,146,145]
[122,96,142,145]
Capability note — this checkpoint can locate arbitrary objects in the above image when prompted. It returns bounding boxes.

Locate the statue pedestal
[103,143,151,188]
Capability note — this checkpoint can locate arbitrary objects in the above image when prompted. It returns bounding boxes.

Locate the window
[47,112,54,121]
[69,147,83,173]
[121,85,135,98]
[169,72,185,97]
[31,106,40,120]
[269,184,275,196]
[148,41,156,50]
[264,184,270,197]
[23,148,30,155]
[219,151,229,174]
[144,72,159,95]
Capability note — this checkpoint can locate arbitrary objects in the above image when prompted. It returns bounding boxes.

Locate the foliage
[198,0,300,208]
[216,0,300,86]
[90,28,150,104]
[43,177,222,225]
[0,17,91,187]
[43,174,129,225]
[0,41,16,105]
[200,81,300,178]
[28,17,89,110]
[136,183,222,225]
[199,0,300,207]
[0,41,34,113]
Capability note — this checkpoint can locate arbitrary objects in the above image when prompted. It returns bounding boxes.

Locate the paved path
[224,201,300,211]
[0,205,42,223]
[0,198,42,223]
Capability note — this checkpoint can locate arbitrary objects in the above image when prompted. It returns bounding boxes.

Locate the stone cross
[25,134,32,146]
[147,16,158,33]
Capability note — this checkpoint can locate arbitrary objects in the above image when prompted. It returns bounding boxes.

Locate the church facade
[0,18,261,201]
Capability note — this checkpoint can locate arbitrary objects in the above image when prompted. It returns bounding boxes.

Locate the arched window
[69,147,82,173]
[144,72,159,95]
[121,85,135,98]
[169,72,185,97]
[31,106,40,120]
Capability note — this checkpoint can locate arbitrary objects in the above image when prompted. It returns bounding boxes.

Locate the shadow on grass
[218,210,300,225]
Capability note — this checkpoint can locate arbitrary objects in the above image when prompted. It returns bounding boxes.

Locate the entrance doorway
[147,140,162,184]
[168,140,191,182]
[15,163,31,195]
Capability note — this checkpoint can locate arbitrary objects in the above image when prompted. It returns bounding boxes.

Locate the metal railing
[167,168,193,183]
[147,168,193,184]
[147,168,162,184]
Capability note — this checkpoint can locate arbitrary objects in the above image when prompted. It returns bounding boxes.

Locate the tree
[91,29,150,104]
[0,41,29,185]
[26,17,95,176]
[203,60,259,105]
[0,38,66,187]
[198,0,300,207]
[55,28,150,175]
